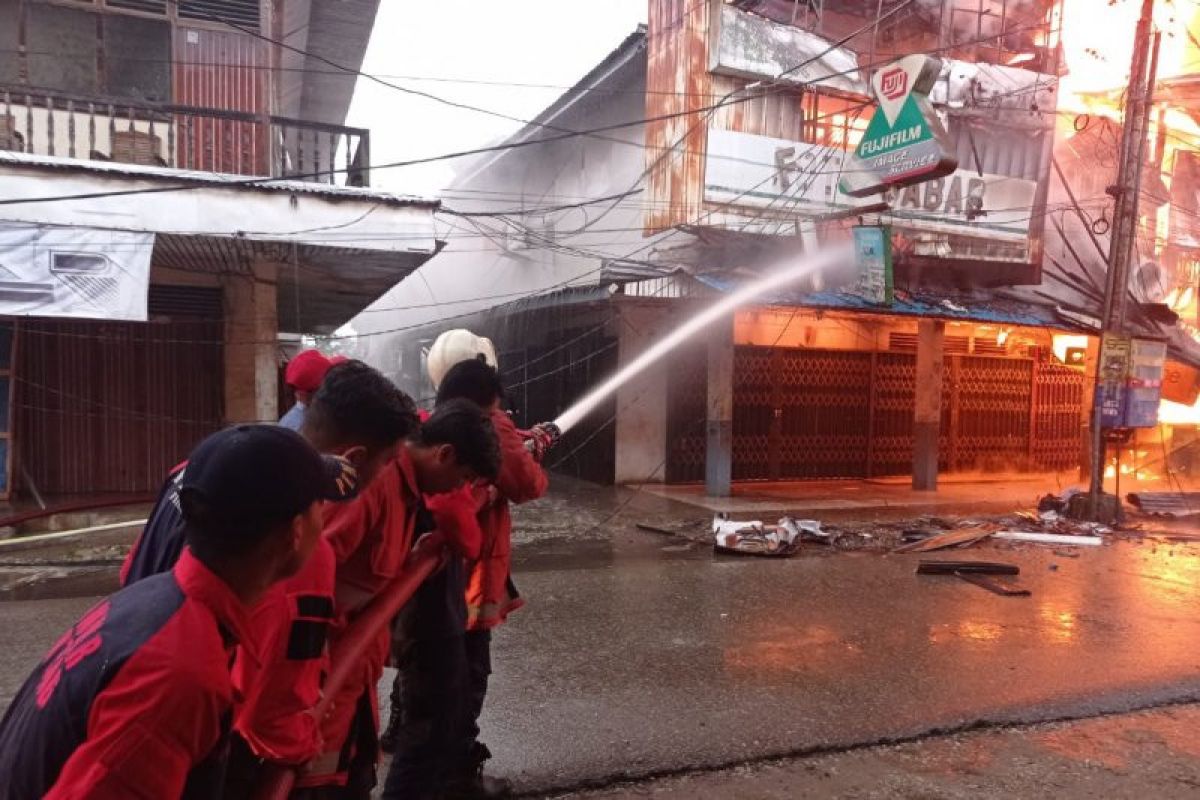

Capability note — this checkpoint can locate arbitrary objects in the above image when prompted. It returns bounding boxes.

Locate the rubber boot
[442,742,513,799]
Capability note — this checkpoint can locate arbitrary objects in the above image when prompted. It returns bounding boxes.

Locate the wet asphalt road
[3,482,1200,795]
[553,703,1200,799]
[475,536,1200,793]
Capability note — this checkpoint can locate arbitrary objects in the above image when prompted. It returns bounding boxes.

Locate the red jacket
[466,409,548,630]
[232,538,335,765]
[299,451,427,788]
[231,453,422,787]
[0,549,257,799]
[233,448,483,786]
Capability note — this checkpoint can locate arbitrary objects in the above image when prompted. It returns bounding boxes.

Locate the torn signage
[0,225,151,321]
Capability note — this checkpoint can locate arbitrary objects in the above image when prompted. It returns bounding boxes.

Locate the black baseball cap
[179,425,357,531]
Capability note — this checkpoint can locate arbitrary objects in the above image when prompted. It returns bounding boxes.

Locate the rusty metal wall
[729,347,873,480]
[869,351,917,476]
[172,25,268,175]
[731,345,774,480]
[644,0,713,233]
[665,346,1085,482]
[777,349,872,478]
[16,317,224,496]
[1031,362,1086,471]
[709,74,805,141]
[644,1,829,232]
[945,355,1033,471]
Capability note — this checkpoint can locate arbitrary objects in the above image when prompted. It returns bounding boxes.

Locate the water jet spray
[551,244,854,435]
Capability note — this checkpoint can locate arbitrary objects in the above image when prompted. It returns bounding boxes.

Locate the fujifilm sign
[840,55,957,197]
[859,126,924,154]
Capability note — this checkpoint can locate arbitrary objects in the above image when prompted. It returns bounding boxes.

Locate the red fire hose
[252,533,448,800]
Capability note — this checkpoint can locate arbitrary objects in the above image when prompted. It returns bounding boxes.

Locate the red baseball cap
[285,349,333,393]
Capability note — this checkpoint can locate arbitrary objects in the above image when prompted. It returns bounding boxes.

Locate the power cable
[0,16,1059,208]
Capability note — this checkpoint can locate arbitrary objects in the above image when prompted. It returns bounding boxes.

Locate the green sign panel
[852,225,893,305]
[840,55,957,198]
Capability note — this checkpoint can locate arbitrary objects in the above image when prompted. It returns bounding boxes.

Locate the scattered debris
[998,511,1112,539]
[1161,534,1200,544]
[955,572,1031,597]
[632,519,710,542]
[916,560,1019,575]
[1037,493,1066,514]
[901,528,939,543]
[994,531,1103,546]
[712,514,801,558]
[793,519,828,538]
[1052,549,1081,558]
[1127,491,1200,518]
[916,559,1029,596]
[892,527,995,554]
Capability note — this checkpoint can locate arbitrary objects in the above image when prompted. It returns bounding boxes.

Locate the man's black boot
[442,742,513,799]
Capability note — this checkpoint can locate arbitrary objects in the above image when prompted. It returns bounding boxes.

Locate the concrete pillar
[706,316,734,497]
[614,305,670,484]
[1078,335,1101,480]
[223,260,279,424]
[912,319,944,491]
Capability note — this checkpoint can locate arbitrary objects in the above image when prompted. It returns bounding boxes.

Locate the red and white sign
[879,67,908,101]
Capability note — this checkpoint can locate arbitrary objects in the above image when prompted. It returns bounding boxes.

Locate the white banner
[0,224,151,321]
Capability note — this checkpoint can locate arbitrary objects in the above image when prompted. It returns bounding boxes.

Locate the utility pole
[1085,0,1160,520]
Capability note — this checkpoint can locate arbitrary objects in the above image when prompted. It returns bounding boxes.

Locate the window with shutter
[178,0,260,29]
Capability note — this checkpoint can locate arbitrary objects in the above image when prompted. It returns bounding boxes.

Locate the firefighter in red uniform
[0,424,355,799]
[247,398,500,798]
[222,363,419,792]
[120,360,407,589]
[382,356,556,800]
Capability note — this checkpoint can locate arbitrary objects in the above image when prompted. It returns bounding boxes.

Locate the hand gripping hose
[252,533,448,800]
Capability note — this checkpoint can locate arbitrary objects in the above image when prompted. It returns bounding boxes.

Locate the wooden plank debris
[892,527,995,554]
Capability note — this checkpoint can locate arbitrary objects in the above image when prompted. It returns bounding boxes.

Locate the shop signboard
[839,55,957,197]
[851,225,893,304]
[1097,335,1166,429]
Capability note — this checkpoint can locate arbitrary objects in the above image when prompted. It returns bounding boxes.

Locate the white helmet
[426,329,498,390]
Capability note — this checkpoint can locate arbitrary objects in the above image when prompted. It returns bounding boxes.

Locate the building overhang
[279,0,382,125]
[0,153,441,331]
[695,272,1089,332]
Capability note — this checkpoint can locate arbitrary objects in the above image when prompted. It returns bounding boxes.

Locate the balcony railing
[0,86,370,186]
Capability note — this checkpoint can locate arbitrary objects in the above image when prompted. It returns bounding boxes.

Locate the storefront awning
[694,274,1089,331]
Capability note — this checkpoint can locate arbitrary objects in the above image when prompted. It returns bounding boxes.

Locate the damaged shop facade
[627,0,1095,495]
[356,0,1200,493]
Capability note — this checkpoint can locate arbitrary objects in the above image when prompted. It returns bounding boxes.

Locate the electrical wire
[0,16,1061,209]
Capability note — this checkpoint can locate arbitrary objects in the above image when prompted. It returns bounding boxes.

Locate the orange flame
[1059,0,1198,109]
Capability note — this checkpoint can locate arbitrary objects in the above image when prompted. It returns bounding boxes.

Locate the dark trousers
[381,634,468,800]
[462,629,492,751]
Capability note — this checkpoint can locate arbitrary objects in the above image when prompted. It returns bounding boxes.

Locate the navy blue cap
[179,425,357,528]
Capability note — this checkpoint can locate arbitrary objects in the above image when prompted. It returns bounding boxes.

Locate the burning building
[356,0,1200,493]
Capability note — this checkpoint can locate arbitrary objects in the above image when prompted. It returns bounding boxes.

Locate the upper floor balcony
[0,85,370,186]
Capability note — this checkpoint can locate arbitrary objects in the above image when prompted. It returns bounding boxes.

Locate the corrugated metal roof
[452,27,648,186]
[494,283,617,316]
[694,274,1084,330]
[0,151,438,208]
